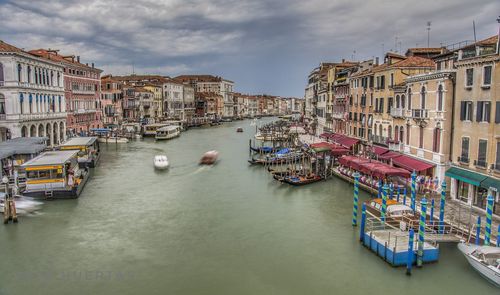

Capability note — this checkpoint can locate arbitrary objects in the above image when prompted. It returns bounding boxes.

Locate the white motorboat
[154,155,169,169]
[200,150,218,165]
[0,193,43,214]
[155,126,181,140]
[458,242,500,287]
[97,136,129,144]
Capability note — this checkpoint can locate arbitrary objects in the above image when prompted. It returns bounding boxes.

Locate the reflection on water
[0,118,497,294]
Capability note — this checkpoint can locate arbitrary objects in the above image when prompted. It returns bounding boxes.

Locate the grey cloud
[0,0,498,96]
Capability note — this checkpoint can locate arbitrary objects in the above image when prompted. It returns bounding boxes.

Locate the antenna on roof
[472,20,477,43]
[427,21,431,47]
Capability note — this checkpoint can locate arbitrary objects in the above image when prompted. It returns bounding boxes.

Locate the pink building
[29,49,103,137]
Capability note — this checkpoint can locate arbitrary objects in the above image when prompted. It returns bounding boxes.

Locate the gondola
[278,174,324,186]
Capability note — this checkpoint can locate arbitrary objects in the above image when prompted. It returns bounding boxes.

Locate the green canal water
[0,118,497,294]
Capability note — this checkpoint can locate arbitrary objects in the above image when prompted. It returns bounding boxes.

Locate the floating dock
[363,229,439,266]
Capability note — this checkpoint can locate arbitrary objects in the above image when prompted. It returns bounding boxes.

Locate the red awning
[378,151,402,160]
[338,155,370,170]
[392,155,435,172]
[333,135,359,149]
[357,161,411,178]
[331,147,351,156]
[372,146,389,156]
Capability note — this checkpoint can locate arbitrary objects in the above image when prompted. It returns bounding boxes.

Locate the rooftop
[22,150,78,167]
[29,49,102,72]
[60,137,97,147]
[0,137,48,160]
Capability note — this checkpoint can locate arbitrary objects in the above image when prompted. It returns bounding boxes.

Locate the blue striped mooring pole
[497,225,500,247]
[377,179,382,198]
[352,172,360,226]
[475,216,481,245]
[417,198,427,267]
[359,204,366,243]
[439,180,446,234]
[381,183,389,223]
[406,228,415,276]
[484,195,494,246]
[396,187,400,203]
[411,171,417,213]
[389,183,394,200]
[430,199,434,226]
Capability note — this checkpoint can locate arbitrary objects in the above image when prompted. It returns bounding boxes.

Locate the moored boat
[457,243,500,287]
[153,155,169,170]
[59,137,100,168]
[155,126,181,140]
[277,174,323,186]
[20,150,89,199]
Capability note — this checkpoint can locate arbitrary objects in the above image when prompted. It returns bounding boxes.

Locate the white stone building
[163,80,184,120]
[0,40,66,145]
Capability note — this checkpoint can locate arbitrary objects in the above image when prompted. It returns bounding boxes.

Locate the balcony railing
[390,108,405,118]
[457,156,469,164]
[411,109,429,119]
[371,135,388,145]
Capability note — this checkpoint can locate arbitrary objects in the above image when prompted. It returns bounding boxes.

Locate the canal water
[0,119,497,294]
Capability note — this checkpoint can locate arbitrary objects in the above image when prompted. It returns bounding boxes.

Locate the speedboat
[200,150,218,165]
[458,242,500,287]
[154,155,169,170]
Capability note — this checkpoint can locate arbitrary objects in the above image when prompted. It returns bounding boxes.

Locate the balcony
[0,114,5,121]
[390,108,405,118]
[410,109,429,119]
[332,112,345,120]
[457,156,469,164]
[371,135,388,145]
[72,89,96,95]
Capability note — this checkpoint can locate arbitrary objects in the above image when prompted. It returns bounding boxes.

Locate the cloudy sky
[0,0,498,96]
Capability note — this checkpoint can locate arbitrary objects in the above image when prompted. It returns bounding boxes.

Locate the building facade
[0,40,66,145]
[30,49,102,137]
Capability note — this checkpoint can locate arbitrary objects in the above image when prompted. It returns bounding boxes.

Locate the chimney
[77,56,80,63]
[342,58,345,63]
[375,57,379,65]
[92,63,94,68]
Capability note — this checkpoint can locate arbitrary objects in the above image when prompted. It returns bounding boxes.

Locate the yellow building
[144,83,164,120]
[446,36,499,215]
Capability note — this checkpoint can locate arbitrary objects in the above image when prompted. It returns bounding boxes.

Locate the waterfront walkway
[298,133,499,245]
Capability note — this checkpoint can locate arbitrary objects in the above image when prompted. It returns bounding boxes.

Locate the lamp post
[2,176,9,224]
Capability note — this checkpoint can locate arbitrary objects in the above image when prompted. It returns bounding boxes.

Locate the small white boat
[200,150,218,165]
[154,155,169,170]
[97,137,129,143]
[155,126,181,140]
[458,242,500,287]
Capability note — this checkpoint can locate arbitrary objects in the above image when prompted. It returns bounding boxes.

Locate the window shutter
[468,102,473,121]
[495,102,500,123]
[460,101,466,120]
[484,102,491,122]
[476,101,483,122]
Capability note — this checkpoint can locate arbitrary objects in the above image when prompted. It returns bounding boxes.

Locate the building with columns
[29,49,102,137]
[0,40,66,146]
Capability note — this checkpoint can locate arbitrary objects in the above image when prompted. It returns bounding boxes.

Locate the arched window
[58,96,62,112]
[19,93,24,114]
[396,95,400,108]
[419,126,424,148]
[42,69,46,85]
[27,66,31,83]
[57,72,60,86]
[388,125,392,139]
[395,126,399,141]
[406,124,410,145]
[378,124,382,137]
[401,94,406,109]
[433,128,441,153]
[50,71,54,86]
[29,93,33,113]
[17,64,22,82]
[437,84,443,111]
[399,126,404,144]
[374,123,378,135]
[407,88,412,110]
[34,68,38,84]
[420,86,426,109]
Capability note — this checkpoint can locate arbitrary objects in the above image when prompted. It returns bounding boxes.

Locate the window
[477,139,487,168]
[399,126,404,144]
[27,66,31,83]
[19,93,24,114]
[387,97,393,113]
[375,98,379,112]
[380,75,385,89]
[483,66,492,86]
[407,88,412,110]
[401,94,405,109]
[476,101,491,122]
[17,64,22,82]
[419,127,424,148]
[420,86,426,109]
[496,102,500,123]
[460,137,470,163]
[390,73,394,87]
[433,128,441,153]
[379,97,384,113]
[406,124,410,145]
[0,63,3,83]
[465,68,473,87]
[457,180,469,202]
[395,95,400,108]
[437,85,443,111]
[0,96,5,114]
[495,142,500,171]
[460,101,473,121]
